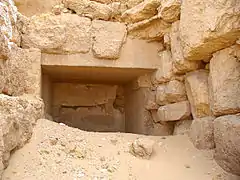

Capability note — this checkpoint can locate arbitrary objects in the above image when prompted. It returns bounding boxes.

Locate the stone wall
[0,0,239,177]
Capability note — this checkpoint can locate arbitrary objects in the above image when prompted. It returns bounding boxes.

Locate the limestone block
[214,115,240,176]
[179,0,240,61]
[170,21,203,74]
[156,80,187,105]
[151,50,174,83]
[63,0,112,20]
[173,120,192,135]
[209,45,240,116]
[157,0,180,23]
[185,70,210,118]
[52,83,117,106]
[157,101,191,122]
[22,14,92,54]
[145,90,159,110]
[121,0,160,23]
[128,15,171,41]
[3,45,41,96]
[91,20,127,59]
[189,116,215,150]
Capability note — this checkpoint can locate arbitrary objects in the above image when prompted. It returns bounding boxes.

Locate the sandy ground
[2,119,239,180]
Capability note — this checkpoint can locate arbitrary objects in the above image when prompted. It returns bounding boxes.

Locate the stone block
[214,115,240,176]
[179,0,240,61]
[91,20,127,59]
[170,21,203,74]
[121,0,160,23]
[157,101,191,121]
[157,0,181,23]
[173,120,192,135]
[185,70,210,118]
[156,80,187,105]
[189,116,215,150]
[209,45,240,116]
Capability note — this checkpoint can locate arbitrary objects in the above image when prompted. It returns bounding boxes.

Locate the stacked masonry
[0,0,239,177]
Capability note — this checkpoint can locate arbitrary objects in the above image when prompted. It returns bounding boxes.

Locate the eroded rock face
[209,45,240,116]
[189,116,215,150]
[121,0,160,23]
[157,0,181,23]
[0,94,44,173]
[2,45,41,96]
[91,20,127,59]
[173,120,192,135]
[185,70,210,118]
[63,0,113,20]
[157,101,191,121]
[214,115,240,176]
[179,0,240,61]
[156,80,187,105]
[22,14,92,54]
[170,21,203,74]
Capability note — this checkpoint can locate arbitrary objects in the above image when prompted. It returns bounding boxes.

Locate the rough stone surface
[128,15,171,40]
[209,45,240,116]
[185,70,210,118]
[151,50,174,84]
[63,0,113,20]
[129,138,155,159]
[157,0,181,23]
[173,120,192,135]
[179,0,240,61]
[189,116,215,150]
[22,14,92,54]
[214,115,240,176]
[0,94,44,174]
[3,45,41,96]
[121,0,160,23]
[157,101,191,122]
[91,20,127,59]
[170,21,203,74]
[156,80,187,105]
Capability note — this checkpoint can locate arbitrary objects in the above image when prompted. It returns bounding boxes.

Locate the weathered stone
[173,120,192,135]
[170,21,203,74]
[128,15,171,41]
[214,115,240,176]
[145,90,159,110]
[189,116,215,150]
[91,20,127,59]
[3,45,41,96]
[129,138,155,159]
[151,50,174,83]
[185,70,210,118]
[209,45,240,116]
[22,14,92,54]
[0,94,44,167]
[121,0,160,23]
[157,101,191,122]
[156,80,187,105]
[179,0,240,61]
[163,32,170,49]
[157,0,181,23]
[63,0,112,20]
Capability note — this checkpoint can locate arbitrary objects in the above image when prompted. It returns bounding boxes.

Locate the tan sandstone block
[185,70,210,118]
[209,45,240,116]
[22,14,92,54]
[128,15,171,41]
[3,45,41,96]
[179,0,240,61]
[156,80,187,105]
[189,116,215,150]
[157,0,181,23]
[170,21,203,74]
[121,0,161,23]
[214,114,240,176]
[157,101,191,122]
[63,0,112,20]
[173,119,192,135]
[91,20,127,59]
